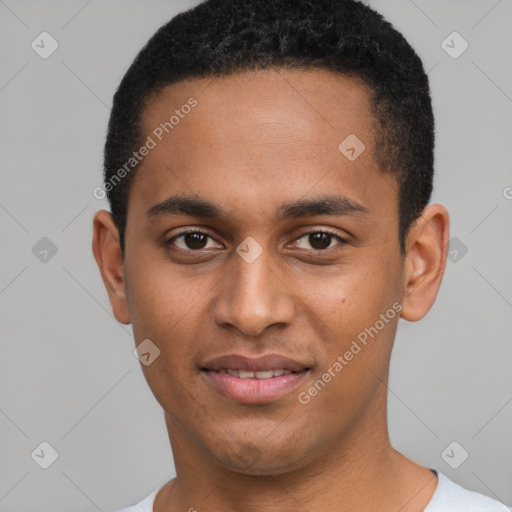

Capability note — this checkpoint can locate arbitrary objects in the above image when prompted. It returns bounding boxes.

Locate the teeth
[217,368,296,378]
[254,370,274,379]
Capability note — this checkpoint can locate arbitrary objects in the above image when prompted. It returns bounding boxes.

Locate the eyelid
[295,227,348,240]
[168,226,212,238]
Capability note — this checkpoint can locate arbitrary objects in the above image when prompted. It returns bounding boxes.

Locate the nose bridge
[213,245,295,336]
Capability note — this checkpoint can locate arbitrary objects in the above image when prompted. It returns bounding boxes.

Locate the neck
[156,396,437,512]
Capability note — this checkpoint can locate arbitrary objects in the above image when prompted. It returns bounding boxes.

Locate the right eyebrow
[146,195,227,220]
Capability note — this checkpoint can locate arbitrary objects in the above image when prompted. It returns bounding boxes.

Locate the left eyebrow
[276,194,369,221]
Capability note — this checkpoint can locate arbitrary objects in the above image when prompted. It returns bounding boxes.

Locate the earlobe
[92,210,131,324]
[400,204,450,322]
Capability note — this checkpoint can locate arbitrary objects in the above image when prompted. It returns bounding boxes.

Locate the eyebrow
[146,193,369,221]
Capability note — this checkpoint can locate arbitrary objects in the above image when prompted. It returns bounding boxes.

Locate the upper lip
[201,353,310,372]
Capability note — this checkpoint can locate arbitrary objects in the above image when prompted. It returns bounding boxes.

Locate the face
[101,68,414,474]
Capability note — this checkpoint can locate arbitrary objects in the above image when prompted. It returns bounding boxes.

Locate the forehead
[129,68,397,223]
[141,68,375,150]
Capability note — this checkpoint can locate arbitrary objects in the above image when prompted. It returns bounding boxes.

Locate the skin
[92,68,449,511]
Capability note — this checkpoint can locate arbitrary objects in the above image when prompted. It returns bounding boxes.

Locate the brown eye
[295,231,347,251]
[182,233,208,249]
[167,230,220,251]
[308,232,331,250]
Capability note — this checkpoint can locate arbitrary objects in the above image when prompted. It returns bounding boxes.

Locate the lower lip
[202,370,310,403]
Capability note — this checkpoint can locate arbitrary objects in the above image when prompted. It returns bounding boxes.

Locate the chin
[212,441,309,476]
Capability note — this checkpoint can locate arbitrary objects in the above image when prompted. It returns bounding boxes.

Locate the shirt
[117,469,512,511]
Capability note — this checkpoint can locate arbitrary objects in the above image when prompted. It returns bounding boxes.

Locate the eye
[294,230,347,251]
[166,229,221,251]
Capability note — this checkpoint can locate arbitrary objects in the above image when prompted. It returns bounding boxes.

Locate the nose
[212,248,296,337]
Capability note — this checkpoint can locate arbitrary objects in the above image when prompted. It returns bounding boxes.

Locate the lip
[201,353,311,403]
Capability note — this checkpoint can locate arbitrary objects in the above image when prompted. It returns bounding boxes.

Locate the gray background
[0,0,511,510]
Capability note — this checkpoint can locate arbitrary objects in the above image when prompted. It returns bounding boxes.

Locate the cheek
[304,263,399,335]
[126,265,210,410]
[297,261,401,393]
[126,259,219,374]
[126,260,205,339]
[300,272,399,410]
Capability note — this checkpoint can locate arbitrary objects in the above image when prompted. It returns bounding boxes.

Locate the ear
[92,210,131,324]
[400,204,450,322]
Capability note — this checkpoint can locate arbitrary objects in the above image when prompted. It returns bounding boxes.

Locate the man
[92,0,510,510]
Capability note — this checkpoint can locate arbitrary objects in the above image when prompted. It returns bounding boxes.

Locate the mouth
[200,353,311,403]
[207,368,300,378]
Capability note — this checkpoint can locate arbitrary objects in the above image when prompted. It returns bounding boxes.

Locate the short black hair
[104,0,434,255]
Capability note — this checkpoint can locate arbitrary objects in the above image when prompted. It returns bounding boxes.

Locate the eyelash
[165,228,348,252]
